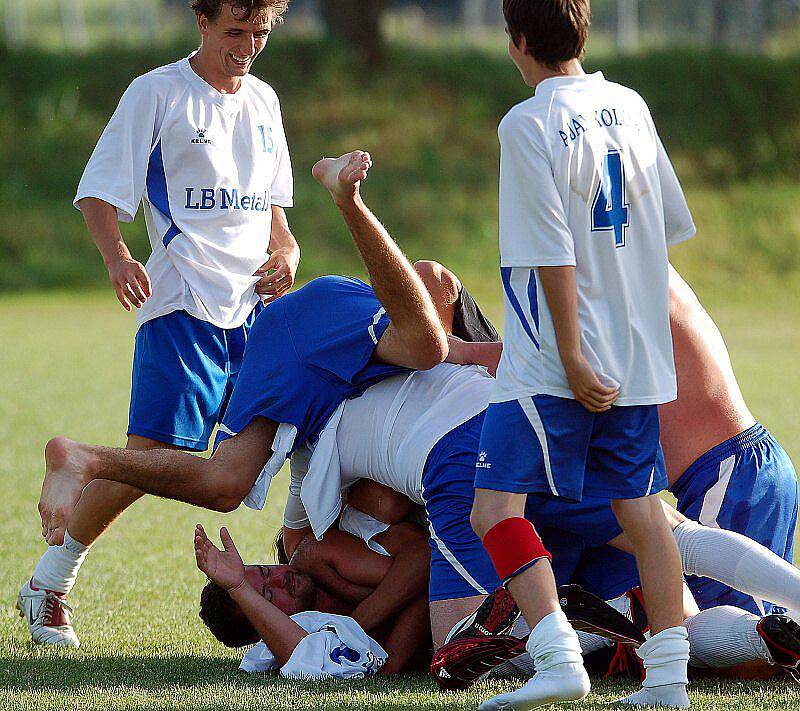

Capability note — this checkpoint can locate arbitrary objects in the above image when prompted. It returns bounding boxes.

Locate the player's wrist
[225,575,249,596]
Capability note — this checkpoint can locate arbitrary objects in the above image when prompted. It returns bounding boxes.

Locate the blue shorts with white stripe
[422,412,502,602]
[474,396,667,502]
[671,423,799,615]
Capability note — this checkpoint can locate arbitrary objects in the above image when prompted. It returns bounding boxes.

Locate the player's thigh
[429,595,486,650]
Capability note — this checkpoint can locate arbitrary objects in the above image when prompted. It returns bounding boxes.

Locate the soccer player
[33,151,449,591]
[469,2,696,707]
[20,0,299,647]
[196,521,431,677]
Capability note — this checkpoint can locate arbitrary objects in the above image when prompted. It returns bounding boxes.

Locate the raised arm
[194,525,305,666]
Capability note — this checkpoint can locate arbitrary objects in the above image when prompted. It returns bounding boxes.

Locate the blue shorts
[525,494,632,601]
[422,412,501,602]
[215,276,406,452]
[541,530,639,602]
[129,305,262,450]
[475,396,668,502]
[671,423,799,614]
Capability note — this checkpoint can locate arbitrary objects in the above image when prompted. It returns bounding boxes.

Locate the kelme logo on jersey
[191,128,213,145]
[184,187,269,212]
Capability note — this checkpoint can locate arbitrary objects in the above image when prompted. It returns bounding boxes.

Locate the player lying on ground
[277,261,800,648]
[195,509,432,677]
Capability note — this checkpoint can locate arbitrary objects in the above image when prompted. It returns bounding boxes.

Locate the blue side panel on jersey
[146,141,182,247]
[501,267,539,350]
[526,270,540,332]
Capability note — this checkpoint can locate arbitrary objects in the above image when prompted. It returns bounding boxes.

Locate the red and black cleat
[431,634,527,691]
[446,587,521,643]
[559,584,646,647]
[757,614,800,683]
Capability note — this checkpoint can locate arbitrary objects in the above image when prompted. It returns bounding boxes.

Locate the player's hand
[106,256,151,311]
[254,247,299,304]
[194,524,247,592]
[563,352,619,412]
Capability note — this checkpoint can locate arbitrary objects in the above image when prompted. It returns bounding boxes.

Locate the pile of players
[19,1,800,709]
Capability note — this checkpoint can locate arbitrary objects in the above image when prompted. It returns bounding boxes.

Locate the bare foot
[312,151,372,204]
[39,437,95,546]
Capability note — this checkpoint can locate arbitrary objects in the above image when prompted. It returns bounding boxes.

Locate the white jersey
[75,55,293,329]
[239,612,387,680]
[284,363,493,533]
[494,72,695,406]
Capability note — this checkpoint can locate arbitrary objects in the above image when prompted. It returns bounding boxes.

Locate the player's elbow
[410,330,449,370]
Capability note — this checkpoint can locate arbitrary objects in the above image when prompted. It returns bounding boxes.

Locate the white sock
[480,617,590,711]
[526,610,584,670]
[578,630,615,655]
[685,606,770,668]
[674,519,800,611]
[638,626,690,686]
[32,530,90,594]
[616,627,690,708]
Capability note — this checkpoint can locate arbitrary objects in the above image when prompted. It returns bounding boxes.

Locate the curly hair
[190,0,290,24]
[198,580,260,648]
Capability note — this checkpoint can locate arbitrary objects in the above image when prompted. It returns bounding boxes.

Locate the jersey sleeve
[270,98,293,208]
[655,134,696,246]
[74,76,163,223]
[498,112,576,268]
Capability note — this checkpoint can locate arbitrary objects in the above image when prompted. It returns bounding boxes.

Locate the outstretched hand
[194,524,247,592]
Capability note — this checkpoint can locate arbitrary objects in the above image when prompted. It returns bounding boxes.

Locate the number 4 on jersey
[591,149,630,248]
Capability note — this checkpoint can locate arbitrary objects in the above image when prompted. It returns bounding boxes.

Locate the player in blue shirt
[36,151,449,570]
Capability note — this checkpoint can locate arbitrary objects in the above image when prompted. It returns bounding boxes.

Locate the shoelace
[21,591,74,627]
[605,642,645,682]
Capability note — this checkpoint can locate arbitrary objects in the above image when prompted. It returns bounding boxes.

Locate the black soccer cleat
[446,587,521,644]
[757,613,800,683]
[431,634,527,691]
[558,584,646,647]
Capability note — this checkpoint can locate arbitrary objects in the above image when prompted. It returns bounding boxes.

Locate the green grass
[3,40,800,290]
[1,279,799,709]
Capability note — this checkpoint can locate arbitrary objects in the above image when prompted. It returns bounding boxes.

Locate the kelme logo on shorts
[476,451,492,469]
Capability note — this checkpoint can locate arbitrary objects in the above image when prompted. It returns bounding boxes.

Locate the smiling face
[195,3,273,90]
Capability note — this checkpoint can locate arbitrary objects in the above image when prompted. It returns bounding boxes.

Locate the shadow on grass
[0,652,439,693]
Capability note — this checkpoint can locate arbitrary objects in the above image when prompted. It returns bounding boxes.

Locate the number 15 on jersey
[591,149,630,248]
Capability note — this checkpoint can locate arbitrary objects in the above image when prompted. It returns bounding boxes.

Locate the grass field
[1,275,799,710]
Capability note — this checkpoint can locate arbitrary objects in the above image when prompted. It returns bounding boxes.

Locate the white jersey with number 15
[494,71,695,407]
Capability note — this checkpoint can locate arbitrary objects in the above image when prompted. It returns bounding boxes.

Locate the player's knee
[470,504,495,541]
[414,260,461,301]
[207,477,250,513]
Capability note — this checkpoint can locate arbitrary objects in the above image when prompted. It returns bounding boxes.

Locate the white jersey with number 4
[494,72,695,406]
[75,55,293,329]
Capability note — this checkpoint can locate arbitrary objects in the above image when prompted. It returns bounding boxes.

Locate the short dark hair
[503,0,591,68]
[274,529,289,564]
[190,0,289,24]
[199,580,259,648]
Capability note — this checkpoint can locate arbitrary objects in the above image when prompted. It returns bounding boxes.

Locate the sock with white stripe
[674,519,800,611]
[685,606,770,668]
[32,530,90,594]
